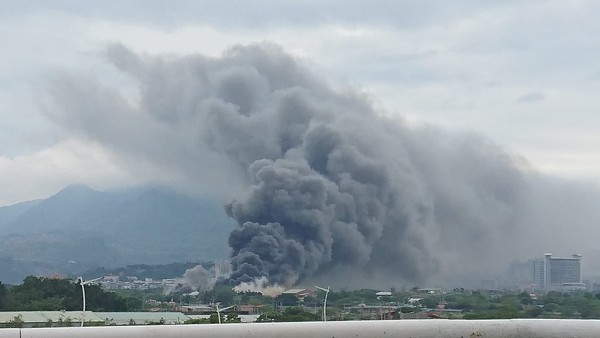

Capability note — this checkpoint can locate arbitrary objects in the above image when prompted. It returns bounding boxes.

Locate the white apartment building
[534,253,583,291]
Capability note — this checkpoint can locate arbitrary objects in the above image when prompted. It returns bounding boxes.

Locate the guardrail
[1,319,600,338]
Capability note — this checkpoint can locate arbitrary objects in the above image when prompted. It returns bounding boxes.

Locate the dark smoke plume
[45,43,600,289]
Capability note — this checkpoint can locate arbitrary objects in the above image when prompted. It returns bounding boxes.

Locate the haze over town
[1,1,600,289]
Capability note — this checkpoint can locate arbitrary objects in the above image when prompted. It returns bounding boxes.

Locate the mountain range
[0,185,234,284]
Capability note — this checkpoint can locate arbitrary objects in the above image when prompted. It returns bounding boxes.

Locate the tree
[124,297,142,311]
[529,307,543,318]
[184,317,210,324]
[543,302,560,313]
[275,293,299,307]
[400,306,416,314]
[225,313,241,323]
[209,313,222,323]
[56,317,73,327]
[6,315,24,328]
[519,292,532,305]
[83,283,127,311]
[257,307,318,322]
[201,285,235,305]
[3,276,128,311]
[0,282,6,310]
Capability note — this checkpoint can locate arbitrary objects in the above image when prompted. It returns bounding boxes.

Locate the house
[281,288,316,300]
[238,304,265,314]
[175,304,213,313]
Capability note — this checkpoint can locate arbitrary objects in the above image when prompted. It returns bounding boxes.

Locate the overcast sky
[1,0,600,206]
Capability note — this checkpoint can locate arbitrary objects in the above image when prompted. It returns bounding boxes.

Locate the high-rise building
[214,260,232,279]
[533,259,545,289]
[536,253,582,291]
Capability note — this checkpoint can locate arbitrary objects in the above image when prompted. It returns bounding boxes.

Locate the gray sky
[1,0,600,206]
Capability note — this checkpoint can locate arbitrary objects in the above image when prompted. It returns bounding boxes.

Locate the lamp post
[314,285,330,322]
[77,276,103,327]
[215,304,235,324]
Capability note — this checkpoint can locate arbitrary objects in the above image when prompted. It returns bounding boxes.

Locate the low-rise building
[281,288,316,300]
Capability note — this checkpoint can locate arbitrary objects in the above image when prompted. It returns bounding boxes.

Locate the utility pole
[77,276,104,327]
[216,304,235,324]
[314,285,330,322]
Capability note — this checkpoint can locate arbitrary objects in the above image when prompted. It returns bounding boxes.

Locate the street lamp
[215,304,235,324]
[77,276,103,327]
[314,285,330,322]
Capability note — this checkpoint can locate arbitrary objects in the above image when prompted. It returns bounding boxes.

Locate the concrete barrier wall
[11,319,600,338]
[0,329,19,338]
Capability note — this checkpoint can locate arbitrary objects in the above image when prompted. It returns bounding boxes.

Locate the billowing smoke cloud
[233,276,285,297]
[164,264,214,294]
[45,43,600,289]
[183,264,214,290]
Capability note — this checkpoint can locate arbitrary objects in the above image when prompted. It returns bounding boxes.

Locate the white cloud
[0,140,145,206]
[2,1,600,204]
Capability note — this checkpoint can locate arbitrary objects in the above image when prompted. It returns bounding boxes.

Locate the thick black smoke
[44,43,600,289]
[220,91,525,286]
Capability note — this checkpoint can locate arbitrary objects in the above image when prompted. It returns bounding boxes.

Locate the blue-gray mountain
[0,185,233,284]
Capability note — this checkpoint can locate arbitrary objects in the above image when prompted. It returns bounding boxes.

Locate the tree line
[0,276,127,312]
